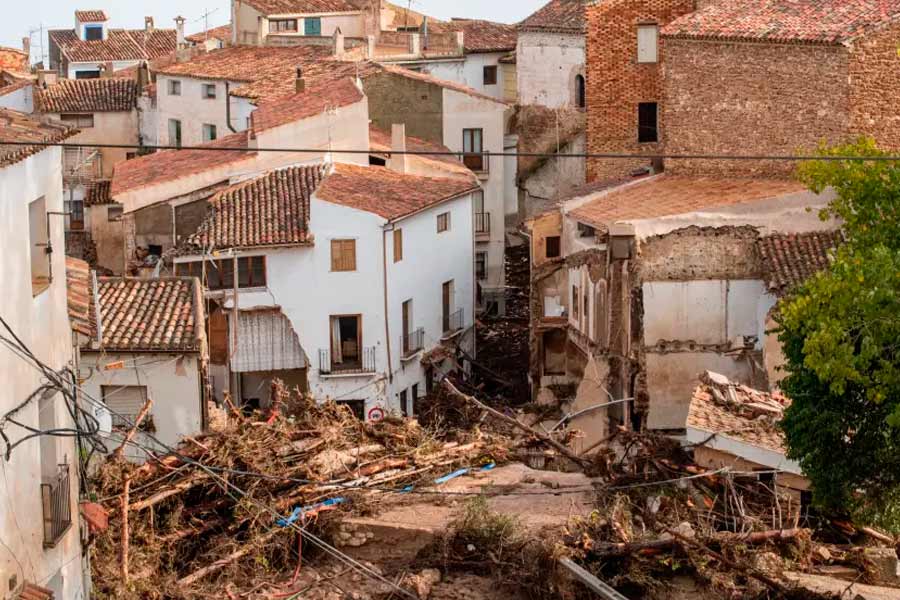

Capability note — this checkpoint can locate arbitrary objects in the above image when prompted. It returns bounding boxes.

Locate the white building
[174,161,478,418]
[78,277,208,462]
[517,0,586,109]
[0,109,86,599]
[48,10,177,80]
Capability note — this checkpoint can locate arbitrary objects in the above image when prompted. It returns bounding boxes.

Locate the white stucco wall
[0,147,85,599]
[0,84,34,113]
[47,110,139,178]
[68,60,137,80]
[442,88,508,292]
[155,76,248,147]
[79,352,204,462]
[517,31,585,109]
[426,52,508,101]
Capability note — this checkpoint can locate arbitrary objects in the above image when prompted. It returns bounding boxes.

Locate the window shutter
[331,240,341,271]
[394,229,403,262]
[345,240,356,271]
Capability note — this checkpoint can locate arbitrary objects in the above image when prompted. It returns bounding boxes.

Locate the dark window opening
[148,245,163,257]
[577,222,596,238]
[411,383,419,416]
[75,70,100,80]
[271,19,298,32]
[369,155,387,166]
[330,315,362,371]
[462,128,485,172]
[175,256,267,290]
[546,236,561,258]
[400,389,409,417]
[483,65,497,86]
[638,102,658,143]
[84,25,103,41]
[338,399,365,420]
[575,74,586,108]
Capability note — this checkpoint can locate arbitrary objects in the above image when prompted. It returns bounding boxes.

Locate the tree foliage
[777,139,900,514]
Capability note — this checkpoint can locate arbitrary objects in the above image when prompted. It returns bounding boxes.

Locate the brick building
[661,0,900,177]
[584,0,696,181]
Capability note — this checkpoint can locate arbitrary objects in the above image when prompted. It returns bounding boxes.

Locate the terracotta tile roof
[431,19,517,53]
[368,125,467,170]
[317,162,479,221]
[85,180,113,206]
[185,164,326,252]
[568,175,807,227]
[93,277,202,352]
[379,64,510,105]
[155,44,332,85]
[76,10,108,22]
[519,0,585,33]
[35,78,139,113]
[0,108,78,167]
[757,230,843,295]
[0,75,33,98]
[49,28,176,63]
[688,372,791,454]
[662,0,900,45]
[186,24,233,44]
[251,77,364,133]
[66,257,93,337]
[239,0,363,15]
[111,131,256,196]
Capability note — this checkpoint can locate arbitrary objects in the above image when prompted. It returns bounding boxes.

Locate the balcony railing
[462,152,490,174]
[474,212,491,235]
[41,464,72,548]
[319,346,376,375]
[443,308,465,336]
[401,327,424,358]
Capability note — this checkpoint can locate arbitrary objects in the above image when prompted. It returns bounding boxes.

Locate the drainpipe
[382,226,394,384]
[225,82,237,133]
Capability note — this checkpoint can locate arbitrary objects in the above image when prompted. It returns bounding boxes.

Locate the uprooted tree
[777,138,900,523]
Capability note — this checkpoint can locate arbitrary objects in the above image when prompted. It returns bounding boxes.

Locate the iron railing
[401,327,424,357]
[41,464,72,548]
[443,308,465,335]
[474,212,491,235]
[462,152,490,174]
[319,346,376,375]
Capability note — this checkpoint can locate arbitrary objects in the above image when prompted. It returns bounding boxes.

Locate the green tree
[777,139,900,518]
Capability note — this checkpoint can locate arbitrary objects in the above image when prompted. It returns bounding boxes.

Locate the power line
[2,138,900,162]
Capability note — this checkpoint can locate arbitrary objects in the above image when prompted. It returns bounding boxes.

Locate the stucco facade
[155,76,248,147]
[516,31,585,109]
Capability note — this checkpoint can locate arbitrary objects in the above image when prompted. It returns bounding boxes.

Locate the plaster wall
[69,60,137,80]
[155,76,247,147]
[50,110,139,178]
[0,147,85,600]
[233,1,264,45]
[80,352,204,461]
[516,31,585,108]
[0,84,33,112]
[89,204,126,274]
[426,52,508,101]
[521,134,586,212]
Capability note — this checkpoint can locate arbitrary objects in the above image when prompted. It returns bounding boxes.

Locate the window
[546,235,561,258]
[475,252,487,281]
[637,24,659,63]
[75,70,100,80]
[462,128,485,172]
[331,239,357,272]
[483,65,498,85]
[329,315,364,371]
[271,19,299,32]
[638,102,658,143]
[436,212,450,233]
[402,299,413,354]
[572,285,580,320]
[577,222,596,238]
[83,25,103,41]
[60,113,94,128]
[442,280,455,333]
[304,17,322,36]
[168,119,182,147]
[337,399,365,420]
[65,196,84,231]
[400,389,409,417]
[108,205,123,221]
[29,197,49,296]
[393,229,403,262]
[168,79,182,96]
[175,256,266,290]
[101,385,149,431]
[126,152,137,160]
[575,74,586,109]
[202,123,218,142]
[202,83,217,99]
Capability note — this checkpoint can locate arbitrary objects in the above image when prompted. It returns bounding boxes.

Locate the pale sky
[4,1,547,60]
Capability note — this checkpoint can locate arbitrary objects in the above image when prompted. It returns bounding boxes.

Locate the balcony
[474,212,491,238]
[319,346,376,376]
[401,327,424,358]
[442,308,465,337]
[462,152,490,175]
[41,464,72,548]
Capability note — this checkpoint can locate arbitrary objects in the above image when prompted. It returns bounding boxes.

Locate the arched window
[575,74,586,109]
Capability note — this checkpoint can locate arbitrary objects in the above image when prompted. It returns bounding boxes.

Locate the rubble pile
[89,381,509,599]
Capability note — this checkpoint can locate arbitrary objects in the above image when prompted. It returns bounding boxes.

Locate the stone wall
[848,20,900,152]
[639,225,762,281]
[362,71,444,145]
[663,39,851,177]
[584,0,696,182]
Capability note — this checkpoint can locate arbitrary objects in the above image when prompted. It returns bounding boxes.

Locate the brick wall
[584,0,696,182]
[663,39,851,177]
[849,21,900,152]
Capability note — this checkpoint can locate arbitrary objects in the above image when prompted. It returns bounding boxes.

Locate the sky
[4,0,548,59]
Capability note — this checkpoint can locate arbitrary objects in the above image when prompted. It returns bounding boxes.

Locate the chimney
[455,31,465,55]
[22,37,30,61]
[136,61,150,90]
[145,16,155,32]
[295,67,305,93]
[389,123,408,174]
[333,27,345,59]
[174,16,186,48]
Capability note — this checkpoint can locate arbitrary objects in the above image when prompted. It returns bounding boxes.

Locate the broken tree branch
[442,379,590,468]
[113,396,153,460]
[594,527,807,558]
[176,528,283,586]
[120,477,131,584]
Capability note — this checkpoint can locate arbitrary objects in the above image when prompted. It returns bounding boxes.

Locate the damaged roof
[185,164,327,252]
[92,277,203,352]
[519,0,585,33]
[66,257,93,337]
[431,19,517,53]
[0,108,78,168]
[85,180,113,206]
[757,230,843,295]
[317,162,480,221]
[568,175,807,228]
[35,78,139,113]
[662,0,900,45]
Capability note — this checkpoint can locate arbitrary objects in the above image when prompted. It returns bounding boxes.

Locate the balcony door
[462,128,484,171]
[402,300,412,355]
[442,280,454,333]
[330,315,361,369]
